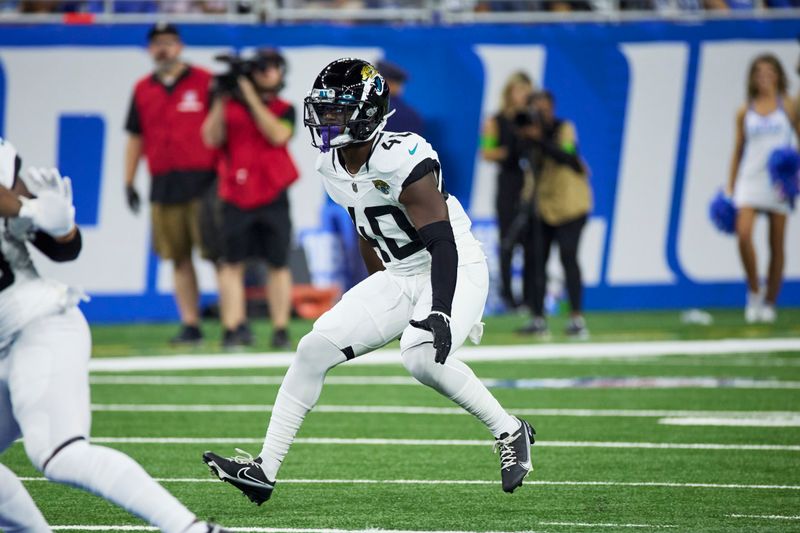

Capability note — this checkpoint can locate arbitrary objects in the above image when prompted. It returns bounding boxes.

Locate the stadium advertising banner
[0,21,798,321]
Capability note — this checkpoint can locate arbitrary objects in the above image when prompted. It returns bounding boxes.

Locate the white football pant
[0,308,202,533]
[259,259,519,480]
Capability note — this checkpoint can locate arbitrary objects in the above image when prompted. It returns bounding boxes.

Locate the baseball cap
[147,22,180,42]
[376,60,408,82]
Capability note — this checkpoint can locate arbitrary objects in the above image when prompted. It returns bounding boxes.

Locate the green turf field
[2,309,800,532]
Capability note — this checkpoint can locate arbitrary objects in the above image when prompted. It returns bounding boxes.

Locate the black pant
[496,189,535,307]
[528,214,587,316]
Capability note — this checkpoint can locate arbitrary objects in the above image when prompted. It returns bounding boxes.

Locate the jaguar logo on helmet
[360,64,377,80]
[304,58,392,153]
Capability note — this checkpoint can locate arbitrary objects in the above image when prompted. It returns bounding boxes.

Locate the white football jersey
[0,139,78,349]
[316,131,484,276]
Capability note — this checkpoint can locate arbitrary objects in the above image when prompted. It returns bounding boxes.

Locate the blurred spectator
[377,60,425,135]
[202,48,299,349]
[481,71,537,311]
[766,0,800,6]
[517,90,592,339]
[726,54,799,323]
[124,23,218,345]
[18,0,58,11]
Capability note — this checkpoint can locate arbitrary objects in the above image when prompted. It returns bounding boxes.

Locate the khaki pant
[151,200,202,261]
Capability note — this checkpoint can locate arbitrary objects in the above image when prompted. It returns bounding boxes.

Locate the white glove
[18,167,76,238]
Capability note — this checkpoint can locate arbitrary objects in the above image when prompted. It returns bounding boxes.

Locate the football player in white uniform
[204,58,535,503]
[0,138,229,533]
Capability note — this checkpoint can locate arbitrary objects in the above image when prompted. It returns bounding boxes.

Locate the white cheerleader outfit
[733,100,798,214]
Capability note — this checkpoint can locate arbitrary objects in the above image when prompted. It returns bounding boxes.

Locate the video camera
[513,93,543,129]
[213,49,287,98]
[213,52,258,95]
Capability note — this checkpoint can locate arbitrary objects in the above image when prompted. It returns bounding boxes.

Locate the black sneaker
[494,418,535,493]
[565,316,590,340]
[271,328,290,350]
[236,322,254,345]
[222,324,253,349]
[203,449,275,505]
[170,325,203,346]
[516,316,550,338]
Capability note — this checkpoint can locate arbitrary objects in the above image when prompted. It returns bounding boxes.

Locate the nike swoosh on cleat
[408,144,418,155]
[237,467,272,487]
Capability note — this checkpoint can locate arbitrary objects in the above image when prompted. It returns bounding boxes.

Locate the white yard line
[50,525,544,533]
[48,525,676,532]
[90,376,418,386]
[88,375,800,390]
[87,337,800,372]
[659,416,800,427]
[727,514,800,520]
[19,477,800,490]
[538,522,675,529]
[63,436,800,451]
[90,403,800,420]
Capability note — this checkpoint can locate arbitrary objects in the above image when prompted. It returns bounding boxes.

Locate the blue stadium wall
[0,21,798,322]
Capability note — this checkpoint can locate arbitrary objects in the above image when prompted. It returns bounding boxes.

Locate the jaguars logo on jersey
[372,179,391,195]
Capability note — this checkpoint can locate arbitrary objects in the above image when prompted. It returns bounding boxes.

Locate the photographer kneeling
[517,91,592,339]
[202,49,299,349]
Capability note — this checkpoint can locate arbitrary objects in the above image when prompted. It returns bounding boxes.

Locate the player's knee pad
[294,331,345,375]
[400,344,439,388]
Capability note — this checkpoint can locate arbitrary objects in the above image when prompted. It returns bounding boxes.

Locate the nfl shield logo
[373,180,391,195]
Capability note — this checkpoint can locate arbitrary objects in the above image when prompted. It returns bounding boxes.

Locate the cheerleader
[727,54,799,323]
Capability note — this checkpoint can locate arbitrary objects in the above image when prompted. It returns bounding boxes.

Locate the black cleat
[170,325,203,346]
[203,449,275,505]
[494,418,535,493]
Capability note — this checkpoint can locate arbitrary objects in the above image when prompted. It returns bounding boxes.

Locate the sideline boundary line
[87,375,800,390]
[88,337,800,372]
[89,403,800,419]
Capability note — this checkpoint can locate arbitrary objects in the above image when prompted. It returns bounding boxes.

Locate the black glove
[409,312,452,365]
[125,185,141,214]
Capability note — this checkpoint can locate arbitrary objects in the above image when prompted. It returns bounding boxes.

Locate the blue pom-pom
[709,190,737,235]
[768,147,800,209]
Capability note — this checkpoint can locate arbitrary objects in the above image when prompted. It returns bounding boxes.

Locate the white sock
[0,463,50,533]
[44,440,196,533]
[259,332,345,480]
[401,344,519,438]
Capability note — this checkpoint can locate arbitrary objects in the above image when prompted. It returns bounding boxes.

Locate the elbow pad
[417,220,458,316]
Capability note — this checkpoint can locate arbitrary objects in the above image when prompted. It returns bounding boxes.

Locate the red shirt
[126,65,217,203]
[218,97,299,210]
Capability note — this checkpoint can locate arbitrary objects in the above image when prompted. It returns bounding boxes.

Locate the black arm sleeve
[280,104,296,129]
[417,220,458,316]
[32,229,82,262]
[125,93,142,135]
[535,139,584,174]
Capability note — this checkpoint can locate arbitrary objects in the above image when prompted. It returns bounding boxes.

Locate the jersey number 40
[348,205,424,263]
